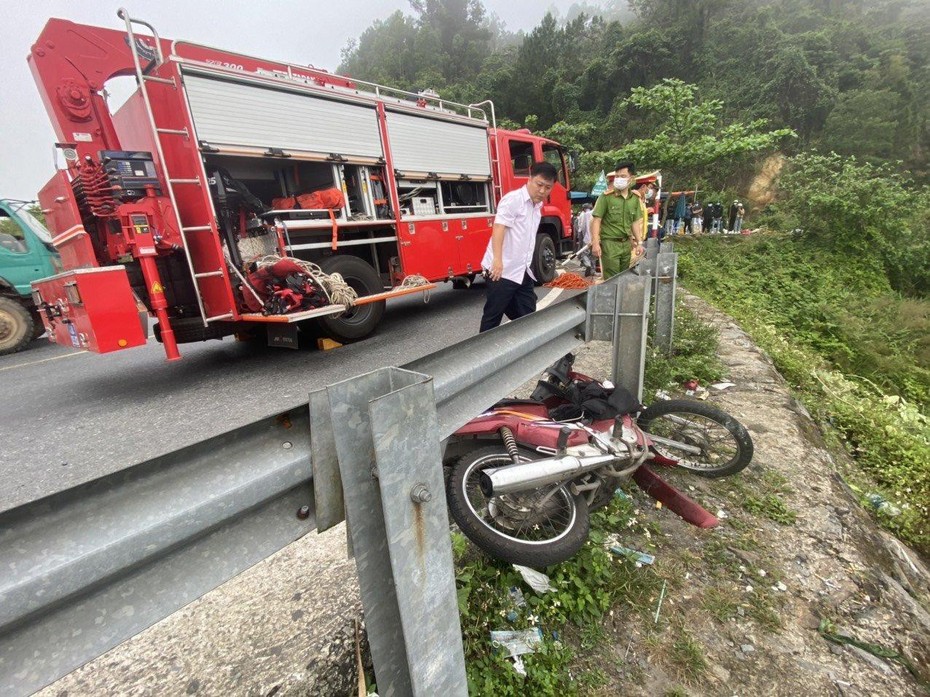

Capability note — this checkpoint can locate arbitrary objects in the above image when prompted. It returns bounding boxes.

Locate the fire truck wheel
[0,297,34,355]
[532,234,557,284]
[318,256,385,341]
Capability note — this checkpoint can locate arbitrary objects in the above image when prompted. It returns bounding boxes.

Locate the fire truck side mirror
[568,151,579,174]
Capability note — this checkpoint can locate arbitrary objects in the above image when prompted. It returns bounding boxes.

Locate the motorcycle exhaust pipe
[479,454,619,497]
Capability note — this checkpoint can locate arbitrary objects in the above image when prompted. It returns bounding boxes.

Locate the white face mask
[613,177,629,190]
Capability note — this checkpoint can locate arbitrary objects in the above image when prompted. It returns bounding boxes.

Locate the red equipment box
[31,267,147,353]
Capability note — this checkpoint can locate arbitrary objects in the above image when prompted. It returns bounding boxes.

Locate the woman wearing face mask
[590,161,644,279]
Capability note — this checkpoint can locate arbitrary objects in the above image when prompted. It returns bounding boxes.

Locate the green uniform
[592,190,643,278]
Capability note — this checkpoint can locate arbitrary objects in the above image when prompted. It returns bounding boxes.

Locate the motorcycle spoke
[650,413,739,468]
[462,456,576,543]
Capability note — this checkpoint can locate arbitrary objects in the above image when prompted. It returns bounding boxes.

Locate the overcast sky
[0,0,587,202]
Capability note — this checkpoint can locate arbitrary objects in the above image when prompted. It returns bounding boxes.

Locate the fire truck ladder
[118,9,235,327]
[469,100,502,204]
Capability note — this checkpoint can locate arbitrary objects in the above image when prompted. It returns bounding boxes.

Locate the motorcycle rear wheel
[637,399,753,477]
[446,445,589,567]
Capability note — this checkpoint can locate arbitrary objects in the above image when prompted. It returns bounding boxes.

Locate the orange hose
[545,272,593,289]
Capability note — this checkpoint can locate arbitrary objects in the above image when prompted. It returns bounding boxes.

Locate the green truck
[0,199,62,355]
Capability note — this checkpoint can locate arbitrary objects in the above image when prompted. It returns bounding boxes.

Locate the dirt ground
[566,293,930,696]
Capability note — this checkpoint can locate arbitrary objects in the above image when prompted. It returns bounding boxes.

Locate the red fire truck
[27,11,574,361]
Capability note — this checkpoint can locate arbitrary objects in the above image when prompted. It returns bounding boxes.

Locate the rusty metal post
[325,368,467,697]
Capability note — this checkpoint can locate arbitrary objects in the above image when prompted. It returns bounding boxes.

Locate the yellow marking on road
[0,350,89,373]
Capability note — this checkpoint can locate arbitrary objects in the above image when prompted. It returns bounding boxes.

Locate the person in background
[576,202,593,247]
[478,161,557,332]
[735,200,745,233]
[673,193,688,235]
[728,199,745,234]
[591,161,644,278]
[711,201,724,233]
[575,202,597,276]
[690,200,703,234]
[632,178,654,264]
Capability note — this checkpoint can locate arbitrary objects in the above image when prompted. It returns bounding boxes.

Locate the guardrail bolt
[410,483,432,503]
[296,505,311,520]
[282,441,293,450]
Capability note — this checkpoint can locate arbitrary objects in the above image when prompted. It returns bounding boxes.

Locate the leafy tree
[759,46,835,139]
[821,88,903,163]
[774,152,930,296]
[409,0,493,79]
[582,79,794,184]
[339,11,421,88]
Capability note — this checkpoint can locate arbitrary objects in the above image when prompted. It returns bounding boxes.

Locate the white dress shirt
[481,185,542,283]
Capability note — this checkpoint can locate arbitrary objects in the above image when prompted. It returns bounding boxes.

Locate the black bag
[548,380,642,421]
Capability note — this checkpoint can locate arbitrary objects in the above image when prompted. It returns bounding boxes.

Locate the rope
[399,273,431,303]
[253,255,358,307]
[545,272,594,289]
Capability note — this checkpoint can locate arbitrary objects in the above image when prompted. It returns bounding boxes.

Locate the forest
[339,0,930,186]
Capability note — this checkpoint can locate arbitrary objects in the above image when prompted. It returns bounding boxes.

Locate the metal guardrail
[0,257,677,695]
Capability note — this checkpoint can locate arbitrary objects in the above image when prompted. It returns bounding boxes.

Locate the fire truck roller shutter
[386,112,491,178]
[183,73,384,159]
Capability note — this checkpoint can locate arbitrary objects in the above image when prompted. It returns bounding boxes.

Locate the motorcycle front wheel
[637,399,753,477]
[446,446,589,567]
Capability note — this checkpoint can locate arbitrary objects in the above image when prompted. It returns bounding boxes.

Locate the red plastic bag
[296,188,344,210]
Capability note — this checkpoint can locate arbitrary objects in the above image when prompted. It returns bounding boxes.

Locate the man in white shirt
[479,161,558,332]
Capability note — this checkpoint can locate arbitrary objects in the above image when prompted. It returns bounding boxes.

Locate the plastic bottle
[865,493,901,517]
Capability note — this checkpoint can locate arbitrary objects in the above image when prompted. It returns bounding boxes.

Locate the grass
[667,628,708,683]
[677,234,930,555]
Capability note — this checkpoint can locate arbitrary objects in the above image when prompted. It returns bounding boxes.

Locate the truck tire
[318,256,385,342]
[0,297,34,356]
[532,233,557,284]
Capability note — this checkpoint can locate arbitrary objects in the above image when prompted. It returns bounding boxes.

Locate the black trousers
[479,272,537,333]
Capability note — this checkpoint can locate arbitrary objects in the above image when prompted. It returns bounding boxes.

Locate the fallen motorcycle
[444,354,753,566]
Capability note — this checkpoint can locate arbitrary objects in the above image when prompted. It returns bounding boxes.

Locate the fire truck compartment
[31,267,147,353]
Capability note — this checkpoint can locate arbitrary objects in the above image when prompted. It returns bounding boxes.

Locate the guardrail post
[639,240,657,281]
[611,274,652,401]
[655,252,677,355]
[645,236,659,258]
[586,273,651,402]
[325,368,468,697]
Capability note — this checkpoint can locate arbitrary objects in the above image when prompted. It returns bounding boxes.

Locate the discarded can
[609,545,656,565]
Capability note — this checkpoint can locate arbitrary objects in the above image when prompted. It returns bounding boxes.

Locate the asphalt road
[2,282,554,513]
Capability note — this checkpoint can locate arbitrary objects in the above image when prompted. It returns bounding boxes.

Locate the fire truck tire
[532,234,557,284]
[0,297,34,355]
[318,256,385,342]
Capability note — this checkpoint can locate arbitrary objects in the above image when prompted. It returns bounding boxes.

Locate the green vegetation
[644,301,726,403]
[453,498,663,696]
[677,158,930,554]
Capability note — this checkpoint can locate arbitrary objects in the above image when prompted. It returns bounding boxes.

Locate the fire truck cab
[27,11,573,360]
